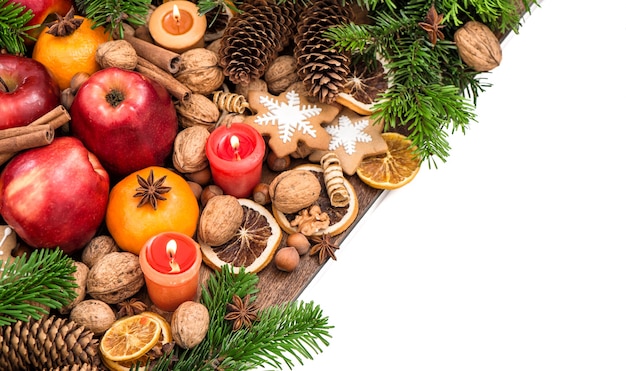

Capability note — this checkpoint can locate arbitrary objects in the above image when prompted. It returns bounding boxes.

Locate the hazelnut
[171,301,210,349]
[70,72,90,94]
[274,246,300,272]
[81,235,120,268]
[266,150,291,172]
[252,183,271,205]
[185,167,212,186]
[187,181,203,201]
[197,195,244,246]
[286,232,311,255]
[200,184,223,207]
[70,299,116,336]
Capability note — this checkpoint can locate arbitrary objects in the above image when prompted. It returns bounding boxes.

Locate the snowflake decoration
[325,115,372,155]
[254,90,322,143]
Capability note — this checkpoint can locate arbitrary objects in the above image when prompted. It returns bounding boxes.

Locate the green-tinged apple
[0,54,60,129]
[0,137,110,254]
[11,0,74,42]
[70,67,178,177]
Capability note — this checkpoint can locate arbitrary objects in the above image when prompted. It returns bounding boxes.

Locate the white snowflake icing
[254,90,322,143]
[325,115,372,155]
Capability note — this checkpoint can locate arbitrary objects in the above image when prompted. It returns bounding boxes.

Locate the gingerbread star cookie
[244,86,340,158]
[309,107,388,175]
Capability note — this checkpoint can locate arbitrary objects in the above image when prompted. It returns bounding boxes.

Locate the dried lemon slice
[200,198,282,273]
[100,313,162,362]
[356,132,421,190]
[101,312,172,371]
[272,164,359,237]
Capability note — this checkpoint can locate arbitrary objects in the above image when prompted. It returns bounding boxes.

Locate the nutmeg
[175,48,225,95]
[269,169,321,214]
[96,39,138,70]
[197,195,244,246]
[171,301,210,349]
[454,21,502,72]
[86,252,145,304]
[70,299,116,336]
[264,55,299,95]
[173,126,211,173]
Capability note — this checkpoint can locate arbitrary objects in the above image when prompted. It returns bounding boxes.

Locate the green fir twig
[148,266,333,371]
[0,0,37,55]
[75,0,151,39]
[0,248,77,326]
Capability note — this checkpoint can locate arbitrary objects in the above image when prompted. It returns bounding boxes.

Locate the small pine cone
[294,0,353,104]
[219,0,300,85]
[0,316,100,371]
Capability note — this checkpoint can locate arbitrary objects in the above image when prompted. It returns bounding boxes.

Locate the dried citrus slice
[101,312,172,371]
[273,164,359,237]
[200,198,282,273]
[356,132,421,190]
[100,313,163,363]
[336,54,390,116]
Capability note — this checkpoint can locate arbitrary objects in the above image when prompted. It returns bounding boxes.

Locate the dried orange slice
[335,54,390,116]
[101,312,172,371]
[272,164,359,237]
[356,132,421,190]
[200,198,282,273]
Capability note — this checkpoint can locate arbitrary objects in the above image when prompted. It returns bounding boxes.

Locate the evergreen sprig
[326,0,537,166]
[0,248,77,326]
[75,0,151,39]
[0,0,36,55]
[148,266,333,371]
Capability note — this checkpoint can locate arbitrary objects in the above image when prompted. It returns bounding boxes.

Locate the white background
[287,0,626,370]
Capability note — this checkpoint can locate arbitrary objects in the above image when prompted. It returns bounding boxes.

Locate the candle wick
[230,135,241,161]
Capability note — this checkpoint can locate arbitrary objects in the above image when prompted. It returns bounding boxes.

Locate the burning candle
[206,123,265,198]
[148,1,207,53]
[139,231,202,311]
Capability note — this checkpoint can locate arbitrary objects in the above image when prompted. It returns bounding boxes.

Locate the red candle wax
[162,6,193,35]
[139,232,202,312]
[206,123,265,198]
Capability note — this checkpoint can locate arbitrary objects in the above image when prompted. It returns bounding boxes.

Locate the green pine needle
[0,0,36,55]
[0,248,77,326]
[75,0,151,38]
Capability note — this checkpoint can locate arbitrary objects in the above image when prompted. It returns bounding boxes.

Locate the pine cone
[294,0,353,104]
[0,315,101,371]
[219,0,300,85]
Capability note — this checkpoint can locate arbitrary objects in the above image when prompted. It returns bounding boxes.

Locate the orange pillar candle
[139,231,202,311]
[148,1,207,53]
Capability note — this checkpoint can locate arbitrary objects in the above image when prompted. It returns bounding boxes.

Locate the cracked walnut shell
[269,169,321,214]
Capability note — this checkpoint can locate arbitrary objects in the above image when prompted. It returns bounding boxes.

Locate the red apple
[70,67,178,177]
[0,136,110,254]
[0,54,60,130]
[11,0,74,42]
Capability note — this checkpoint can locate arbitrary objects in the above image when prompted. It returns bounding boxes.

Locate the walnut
[175,93,220,130]
[197,195,244,246]
[175,48,225,95]
[454,21,502,72]
[70,299,116,336]
[59,261,89,314]
[171,301,210,349]
[264,55,299,95]
[269,170,321,214]
[96,40,138,70]
[173,126,211,173]
[86,252,145,304]
[289,205,330,236]
[81,235,120,268]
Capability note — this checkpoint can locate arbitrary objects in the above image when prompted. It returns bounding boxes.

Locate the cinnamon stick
[135,56,191,102]
[125,34,182,74]
[29,105,70,129]
[0,125,54,154]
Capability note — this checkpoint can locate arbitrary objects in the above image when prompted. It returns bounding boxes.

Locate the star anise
[224,294,258,331]
[310,233,339,264]
[134,169,171,210]
[116,298,148,318]
[418,5,445,46]
[46,7,84,37]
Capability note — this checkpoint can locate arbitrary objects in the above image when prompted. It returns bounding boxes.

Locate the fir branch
[0,248,77,326]
[0,0,36,55]
[75,0,151,39]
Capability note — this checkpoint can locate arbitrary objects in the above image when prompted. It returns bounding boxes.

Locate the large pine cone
[219,0,300,85]
[294,0,353,104]
[0,316,100,371]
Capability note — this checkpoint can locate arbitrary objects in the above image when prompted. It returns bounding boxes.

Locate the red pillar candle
[139,231,202,312]
[206,123,265,198]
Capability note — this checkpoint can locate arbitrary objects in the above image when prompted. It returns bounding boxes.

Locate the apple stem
[0,76,8,93]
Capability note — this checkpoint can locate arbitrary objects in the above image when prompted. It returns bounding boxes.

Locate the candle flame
[172,4,181,23]
[166,239,181,273]
[230,135,241,161]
